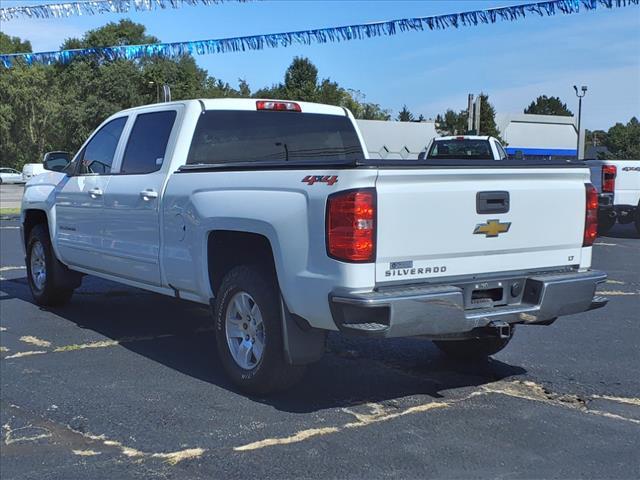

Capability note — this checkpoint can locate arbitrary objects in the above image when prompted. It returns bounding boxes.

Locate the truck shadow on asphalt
[1,276,526,414]
[599,223,640,240]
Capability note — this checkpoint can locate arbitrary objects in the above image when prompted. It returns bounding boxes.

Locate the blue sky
[2,0,639,130]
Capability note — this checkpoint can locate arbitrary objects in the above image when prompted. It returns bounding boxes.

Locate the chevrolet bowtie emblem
[474,219,511,237]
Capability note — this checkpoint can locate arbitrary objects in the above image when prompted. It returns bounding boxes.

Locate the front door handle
[88,187,103,198]
[140,189,158,201]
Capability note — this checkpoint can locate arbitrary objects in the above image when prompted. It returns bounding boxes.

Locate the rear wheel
[433,327,515,360]
[634,206,640,235]
[26,224,75,306]
[213,265,305,394]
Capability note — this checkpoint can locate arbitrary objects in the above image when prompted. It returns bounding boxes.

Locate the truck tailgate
[375,167,590,284]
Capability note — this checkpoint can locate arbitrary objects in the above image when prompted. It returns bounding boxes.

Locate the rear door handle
[88,187,103,198]
[477,191,510,214]
[140,189,158,200]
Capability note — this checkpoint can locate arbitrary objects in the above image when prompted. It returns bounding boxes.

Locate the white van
[22,163,46,181]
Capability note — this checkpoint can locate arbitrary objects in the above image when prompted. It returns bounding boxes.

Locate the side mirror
[43,151,71,172]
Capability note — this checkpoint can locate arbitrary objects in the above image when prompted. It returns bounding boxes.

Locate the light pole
[148,81,160,103]
[573,85,587,160]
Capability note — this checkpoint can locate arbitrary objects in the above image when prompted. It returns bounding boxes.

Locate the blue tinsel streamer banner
[0,0,253,22]
[1,0,638,68]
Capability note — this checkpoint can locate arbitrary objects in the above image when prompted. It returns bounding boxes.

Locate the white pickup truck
[587,159,640,234]
[424,135,509,161]
[21,99,607,393]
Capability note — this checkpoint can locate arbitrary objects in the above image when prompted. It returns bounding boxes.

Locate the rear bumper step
[330,270,607,338]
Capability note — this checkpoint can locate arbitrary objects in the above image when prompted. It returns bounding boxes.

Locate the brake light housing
[583,183,598,247]
[326,188,376,263]
[602,164,616,193]
[256,100,301,112]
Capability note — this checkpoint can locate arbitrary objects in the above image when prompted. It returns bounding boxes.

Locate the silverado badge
[474,219,511,237]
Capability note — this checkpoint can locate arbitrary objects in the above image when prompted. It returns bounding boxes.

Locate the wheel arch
[22,209,49,248]
[206,229,279,297]
[206,229,326,366]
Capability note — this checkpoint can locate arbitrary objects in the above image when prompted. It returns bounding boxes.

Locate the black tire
[26,224,75,306]
[635,206,640,236]
[598,214,616,235]
[433,327,515,360]
[213,265,306,395]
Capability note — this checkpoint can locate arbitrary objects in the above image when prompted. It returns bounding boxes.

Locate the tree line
[0,20,391,170]
[1,20,638,169]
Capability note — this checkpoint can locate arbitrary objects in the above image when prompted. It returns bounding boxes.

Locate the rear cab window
[187,110,363,165]
[427,139,494,160]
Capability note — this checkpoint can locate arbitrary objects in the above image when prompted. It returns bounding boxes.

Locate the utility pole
[473,95,481,135]
[149,81,160,103]
[467,94,474,134]
[573,85,587,160]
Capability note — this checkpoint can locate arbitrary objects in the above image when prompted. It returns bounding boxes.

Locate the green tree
[0,32,32,53]
[584,129,609,158]
[0,64,62,168]
[397,105,414,122]
[238,78,251,97]
[603,117,640,159]
[478,93,504,142]
[0,29,392,169]
[283,57,318,101]
[255,57,390,120]
[61,19,159,49]
[436,109,467,135]
[524,95,573,116]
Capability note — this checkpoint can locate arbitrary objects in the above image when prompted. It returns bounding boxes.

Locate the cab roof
[116,98,349,117]
[436,135,492,141]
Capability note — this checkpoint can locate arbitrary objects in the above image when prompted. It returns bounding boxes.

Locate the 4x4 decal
[302,175,338,186]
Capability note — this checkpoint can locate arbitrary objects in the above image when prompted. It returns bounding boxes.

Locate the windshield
[427,139,493,160]
[187,110,364,164]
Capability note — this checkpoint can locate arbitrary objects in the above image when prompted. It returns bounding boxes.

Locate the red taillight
[326,189,376,262]
[602,164,616,193]
[584,183,598,247]
[256,100,301,112]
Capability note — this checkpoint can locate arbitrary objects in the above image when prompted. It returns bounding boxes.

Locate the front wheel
[213,265,306,395]
[26,224,75,306]
[635,206,640,235]
[433,327,515,360]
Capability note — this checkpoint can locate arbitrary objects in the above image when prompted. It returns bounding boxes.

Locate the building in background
[495,113,581,161]
[357,113,583,161]
[356,119,437,160]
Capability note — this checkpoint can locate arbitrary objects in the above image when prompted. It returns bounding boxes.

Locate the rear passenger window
[79,117,127,175]
[121,111,177,174]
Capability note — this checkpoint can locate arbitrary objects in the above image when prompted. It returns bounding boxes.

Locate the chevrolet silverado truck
[21,99,607,394]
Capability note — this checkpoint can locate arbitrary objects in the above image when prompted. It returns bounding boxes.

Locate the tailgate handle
[477,191,510,214]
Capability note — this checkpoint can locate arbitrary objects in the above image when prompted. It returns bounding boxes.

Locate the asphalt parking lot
[1,214,639,479]
[0,184,24,211]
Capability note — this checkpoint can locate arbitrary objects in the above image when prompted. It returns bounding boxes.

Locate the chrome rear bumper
[329,270,607,338]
